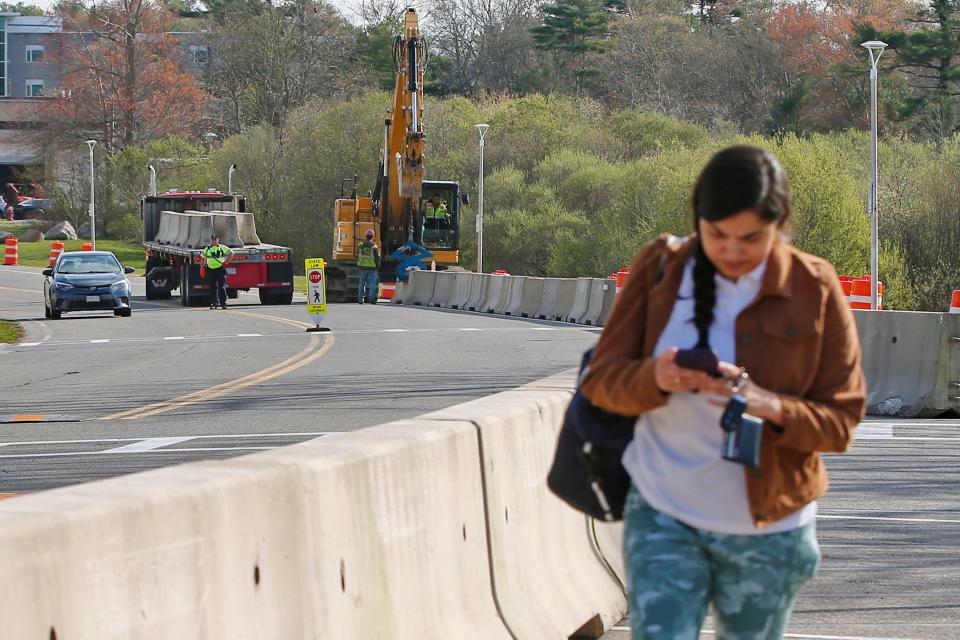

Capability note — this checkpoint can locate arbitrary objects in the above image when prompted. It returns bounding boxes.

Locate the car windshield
[57,255,122,274]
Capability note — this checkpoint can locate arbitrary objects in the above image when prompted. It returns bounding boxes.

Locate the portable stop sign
[304,258,329,332]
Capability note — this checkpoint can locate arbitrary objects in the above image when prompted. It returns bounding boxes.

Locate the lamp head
[474,123,490,139]
[861,40,888,52]
[85,139,96,150]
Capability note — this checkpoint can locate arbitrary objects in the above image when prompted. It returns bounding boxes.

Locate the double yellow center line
[101,311,334,421]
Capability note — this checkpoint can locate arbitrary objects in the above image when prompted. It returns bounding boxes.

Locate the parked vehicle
[12,198,52,219]
[42,251,134,319]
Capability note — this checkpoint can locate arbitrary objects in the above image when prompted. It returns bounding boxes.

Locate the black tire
[227,288,239,300]
[258,288,293,305]
[50,308,61,320]
[121,308,132,317]
[44,303,51,319]
[180,265,190,306]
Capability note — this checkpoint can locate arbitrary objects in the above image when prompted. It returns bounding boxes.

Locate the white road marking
[90,339,109,343]
[855,424,893,439]
[100,436,195,454]
[383,329,408,332]
[458,328,481,331]
[164,336,185,340]
[237,333,262,337]
[818,514,960,524]
[20,342,41,346]
[0,431,333,448]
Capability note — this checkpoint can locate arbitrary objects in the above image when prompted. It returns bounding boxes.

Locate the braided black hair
[690,146,791,348]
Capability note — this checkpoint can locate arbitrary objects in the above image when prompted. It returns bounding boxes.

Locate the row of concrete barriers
[0,372,626,639]
[393,270,620,326]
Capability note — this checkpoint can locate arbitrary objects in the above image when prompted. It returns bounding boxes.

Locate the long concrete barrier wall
[0,373,625,640]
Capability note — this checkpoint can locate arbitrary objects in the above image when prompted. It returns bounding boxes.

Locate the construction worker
[202,234,234,309]
[357,229,380,304]
[423,194,448,220]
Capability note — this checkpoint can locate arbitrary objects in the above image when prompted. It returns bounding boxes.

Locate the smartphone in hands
[674,347,722,378]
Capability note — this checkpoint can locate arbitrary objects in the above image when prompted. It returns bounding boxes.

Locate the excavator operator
[422,194,449,245]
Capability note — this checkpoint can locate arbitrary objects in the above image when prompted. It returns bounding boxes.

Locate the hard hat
[365,230,375,239]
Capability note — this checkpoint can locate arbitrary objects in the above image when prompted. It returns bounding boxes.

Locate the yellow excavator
[326,8,468,302]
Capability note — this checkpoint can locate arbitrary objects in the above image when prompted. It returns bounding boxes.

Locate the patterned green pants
[623,486,820,640]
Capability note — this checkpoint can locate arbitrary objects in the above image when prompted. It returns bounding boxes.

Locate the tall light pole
[85,140,97,250]
[474,123,490,273]
[862,40,887,311]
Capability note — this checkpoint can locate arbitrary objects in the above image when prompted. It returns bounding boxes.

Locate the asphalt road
[601,419,960,640]
[0,264,599,491]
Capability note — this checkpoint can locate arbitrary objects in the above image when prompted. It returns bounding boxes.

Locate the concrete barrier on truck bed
[482,274,511,313]
[188,210,243,248]
[503,276,527,316]
[519,277,545,318]
[181,213,214,249]
[154,211,176,244]
[212,209,261,245]
[407,270,437,306]
[429,271,457,307]
[448,272,475,309]
[567,278,593,324]
[465,274,491,312]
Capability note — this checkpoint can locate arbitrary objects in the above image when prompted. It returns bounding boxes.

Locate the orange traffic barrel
[849,278,884,310]
[48,240,64,267]
[951,291,960,314]
[81,242,93,251]
[615,268,629,296]
[380,282,396,300]
[839,279,852,305]
[3,236,17,265]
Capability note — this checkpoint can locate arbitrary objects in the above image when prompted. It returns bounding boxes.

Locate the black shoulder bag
[546,247,670,522]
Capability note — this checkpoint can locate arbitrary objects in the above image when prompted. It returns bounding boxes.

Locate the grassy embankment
[6,236,146,275]
[0,320,23,343]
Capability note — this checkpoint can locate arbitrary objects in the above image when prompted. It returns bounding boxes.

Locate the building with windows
[0,13,211,195]
[0,13,61,187]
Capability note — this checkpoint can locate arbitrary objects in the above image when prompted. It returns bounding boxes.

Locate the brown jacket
[581,234,867,528]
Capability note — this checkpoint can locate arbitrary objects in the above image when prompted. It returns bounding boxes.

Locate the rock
[20,228,44,242]
[45,221,78,240]
[77,223,91,237]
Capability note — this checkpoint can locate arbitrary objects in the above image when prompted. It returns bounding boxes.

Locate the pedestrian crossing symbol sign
[305,258,327,317]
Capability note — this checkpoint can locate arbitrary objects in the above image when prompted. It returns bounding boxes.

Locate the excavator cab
[418,181,462,252]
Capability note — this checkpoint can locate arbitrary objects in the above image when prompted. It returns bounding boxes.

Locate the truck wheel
[258,288,293,305]
[227,288,239,300]
[180,265,190,306]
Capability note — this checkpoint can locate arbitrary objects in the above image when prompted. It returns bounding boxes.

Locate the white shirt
[622,258,817,534]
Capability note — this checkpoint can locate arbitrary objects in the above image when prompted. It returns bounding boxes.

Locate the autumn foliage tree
[42,0,210,154]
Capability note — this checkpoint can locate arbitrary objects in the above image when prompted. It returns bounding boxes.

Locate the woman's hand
[654,347,721,394]
[698,361,785,424]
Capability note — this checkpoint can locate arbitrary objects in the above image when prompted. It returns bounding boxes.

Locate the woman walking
[581,145,866,639]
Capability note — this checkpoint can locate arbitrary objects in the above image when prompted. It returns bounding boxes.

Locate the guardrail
[0,373,626,640]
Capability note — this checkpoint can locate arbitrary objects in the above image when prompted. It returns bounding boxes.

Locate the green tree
[0,2,44,15]
[854,1,960,140]
[531,0,617,92]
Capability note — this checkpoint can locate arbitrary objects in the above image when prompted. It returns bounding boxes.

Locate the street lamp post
[474,123,490,274]
[862,40,887,311]
[85,140,97,250]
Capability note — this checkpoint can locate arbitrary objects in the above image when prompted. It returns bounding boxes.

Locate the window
[26,45,44,63]
[189,45,208,65]
[26,80,44,97]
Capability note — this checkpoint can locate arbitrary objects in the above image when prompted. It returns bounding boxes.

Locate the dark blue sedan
[43,251,135,319]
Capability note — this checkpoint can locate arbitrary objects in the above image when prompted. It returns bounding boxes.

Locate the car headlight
[53,282,73,292]
[110,280,129,295]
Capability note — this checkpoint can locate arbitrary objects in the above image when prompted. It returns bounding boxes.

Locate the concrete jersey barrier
[0,370,625,640]
[430,271,457,307]
[465,274,491,312]
[503,276,527,316]
[567,277,593,324]
[449,272,476,309]
[212,209,262,245]
[188,210,243,248]
[518,277,545,318]
[409,270,438,306]
[482,275,511,313]
[582,278,612,326]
